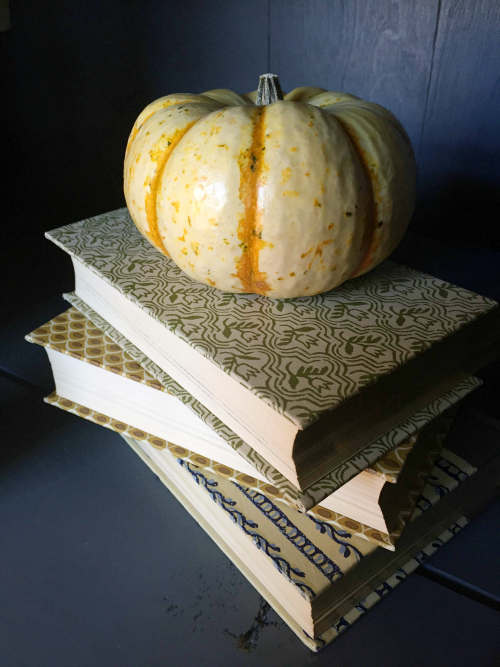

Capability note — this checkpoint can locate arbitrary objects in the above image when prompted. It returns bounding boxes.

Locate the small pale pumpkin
[124,74,416,298]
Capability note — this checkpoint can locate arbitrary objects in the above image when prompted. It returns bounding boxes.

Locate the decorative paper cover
[28,305,481,511]
[46,208,497,431]
[307,518,468,651]
[149,446,475,600]
[127,435,474,651]
[366,439,416,483]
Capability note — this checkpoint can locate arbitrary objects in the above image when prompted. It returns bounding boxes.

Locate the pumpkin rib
[307,91,362,108]
[354,103,414,155]
[234,106,270,295]
[126,99,188,157]
[242,90,258,103]
[125,95,222,158]
[331,104,416,277]
[334,117,379,280]
[143,119,201,256]
[200,89,250,107]
[284,86,327,103]
[325,99,414,156]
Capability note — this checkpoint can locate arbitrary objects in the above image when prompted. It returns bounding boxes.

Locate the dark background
[2,0,499,316]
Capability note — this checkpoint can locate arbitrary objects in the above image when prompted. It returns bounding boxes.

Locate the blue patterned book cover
[127,434,480,650]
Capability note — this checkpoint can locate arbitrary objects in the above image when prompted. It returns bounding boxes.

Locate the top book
[47,208,499,488]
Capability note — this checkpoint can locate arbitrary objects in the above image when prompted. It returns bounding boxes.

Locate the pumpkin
[124,74,416,298]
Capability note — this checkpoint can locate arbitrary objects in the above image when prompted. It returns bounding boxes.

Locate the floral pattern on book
[60,294,481,512]
[233,484,344,581]
[47,207,496,429]
[178,460,316,599]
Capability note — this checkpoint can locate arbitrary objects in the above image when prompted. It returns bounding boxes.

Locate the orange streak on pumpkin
[126,126,141,157]
[125,99,194,156]
[235,108,270,294]
[144,120,198,256]
[336,120,381,279]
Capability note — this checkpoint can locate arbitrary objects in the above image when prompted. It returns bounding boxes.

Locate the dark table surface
[1,232,499,666]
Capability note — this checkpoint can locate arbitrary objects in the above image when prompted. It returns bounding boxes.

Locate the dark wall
[2,0,499,313]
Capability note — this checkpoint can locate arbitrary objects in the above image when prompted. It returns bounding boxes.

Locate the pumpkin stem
[256,73,284,105]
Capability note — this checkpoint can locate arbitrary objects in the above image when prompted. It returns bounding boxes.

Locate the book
[28,302,480,512]
[120,431,500,651]
[46,208,499,489]
[38,292,485,518]
[27,306,474,529]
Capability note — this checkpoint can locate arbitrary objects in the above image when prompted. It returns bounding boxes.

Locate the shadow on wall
[414,179,500,252]
[413,145,500,252]
[2,2,153,312]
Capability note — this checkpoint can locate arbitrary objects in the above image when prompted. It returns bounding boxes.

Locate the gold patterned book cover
[121,432,493,651]
[46,208,498,490]
[27,307,479,518]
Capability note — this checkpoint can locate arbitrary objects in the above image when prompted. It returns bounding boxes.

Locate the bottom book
[120,433,499,652]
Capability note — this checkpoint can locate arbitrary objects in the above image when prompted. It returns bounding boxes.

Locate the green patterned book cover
[29,303,481,513]
[46,207,496,429]
[27,307,421,493]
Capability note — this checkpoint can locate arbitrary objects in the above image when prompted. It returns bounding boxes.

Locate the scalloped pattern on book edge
[43,391,391,549]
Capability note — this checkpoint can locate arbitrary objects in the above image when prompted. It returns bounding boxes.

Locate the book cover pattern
[366,439,415,483]
[47,208,496,429]
[28,305,481,510]
[134,437,473,650]
[306,516,468,651]
[172,448,475,599]
[124,434,470,652]
[28,306,417,486]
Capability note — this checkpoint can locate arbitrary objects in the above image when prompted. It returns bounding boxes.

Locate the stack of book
[27,208,500,651]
